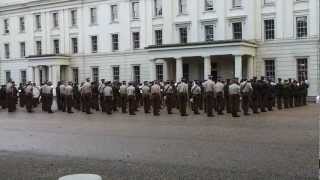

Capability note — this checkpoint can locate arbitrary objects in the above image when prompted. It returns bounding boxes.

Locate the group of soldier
[0,76,309,118]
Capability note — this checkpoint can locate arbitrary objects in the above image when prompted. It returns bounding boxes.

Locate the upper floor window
[4,44,10,59]
[53,39,60,54]
[112,34,119,51]
[296,16,308,38]
[4,19,9,34]
[132,32,140,49]
[20,42,26,58]
[264,0,274,5]
[297,58,308,81]
[90,7,97,25]
[92,67,99,83]
[52,12,59,28]
[232,0,241,8]
[35,14,41,31]
[179,27,188,44]
[232,22,242,40]
[70,9,77,27]
[133,65,140,82]
[19,17,25,33]
[205,24,215,42]
[36,41,42,55]
[91,36,98,53]
[265,59,275,81]
[71,37,78,54]
[132,1,140,19]
[154,0,163,17]
[205,0,214,11]
[111,5,119,22]
[178,0,187,14]
[264,19,275,40]
[155,29,163,45]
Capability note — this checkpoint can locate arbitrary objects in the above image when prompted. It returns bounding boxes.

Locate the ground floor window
[156,64,163,81]
[72,68,79,84]
[265,59,275,81]
[297,58,308,81]
[5,71,11,82]
[112,66,120,81]
[20,70,27,84]
[133,65,140,82]
[92,67,99,82]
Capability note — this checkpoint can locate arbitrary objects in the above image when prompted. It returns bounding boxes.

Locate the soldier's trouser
[259,95,266,112]
[206,93,214,116]
[100,95,105,112]
[251,96,258,113]
[7,95,16,112]
[178,93,187,116]
[46,95,53,113]
[42,95,47,112]
[61,95,66,112]
[20,95,25,107]
[216,92,224,114]
[104,96,113,114]
[143,95,151,113]
[113,96,118,111]
[152,94,160,115]
[65,95,73,113]
[284,96,289,108]
[225,96,231,113]
[166,94,174,114]
[192,94,200,114]
[267,96,273,111]
[83,94,92,114]
[289,96,294,108]
[25,94,33,112]
[231,94,240,117]
[120,95,127,113]
[242,94,249,114]
[128,95,135,115]
[277,96,282,109]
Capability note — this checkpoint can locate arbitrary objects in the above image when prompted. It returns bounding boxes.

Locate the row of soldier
[0,76,309,117]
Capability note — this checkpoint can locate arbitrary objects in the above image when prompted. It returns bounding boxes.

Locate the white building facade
[0,0,319,97]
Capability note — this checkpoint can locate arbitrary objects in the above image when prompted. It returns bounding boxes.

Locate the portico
[148,40,257,82]
[26,55,71,86]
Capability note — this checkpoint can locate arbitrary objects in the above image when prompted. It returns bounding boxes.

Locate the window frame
[264,18,275,40]
[111,5,119,22]
[296,58,308,81]
[4,43,10,59]
[91,67,99,83]
[154,0,163,17]
[4,19,9,34]
[156,64,164,81]
[204,0,214,11]
[19,17,25,33]
[155,29,163,46]
[111,33,119,51]
[296,16,308,39]
[132,31,140,49]
[20,42,26,58]
[52,12,59,28]
[264,59,276,81]
[132,65,141,82]
[232,22,242,40]
[90,7,98,25]
[91,36,98,53]
[35,14,42,31]
[53,39,60,54]
[70,9,78,27]
[131,1,140,20]
[71,37,78,54]
[112,66,120,81]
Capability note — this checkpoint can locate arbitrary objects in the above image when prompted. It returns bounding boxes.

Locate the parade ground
[0,104,318,180]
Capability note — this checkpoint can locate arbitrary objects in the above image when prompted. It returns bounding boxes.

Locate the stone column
[51,65,61,87]
[163,60,168,81]
[247,56,255,79]
[203,56,211,80]
[27,66,34,83]
[34,66,40,86]
[234,55,243,79]
[176,57,183,82]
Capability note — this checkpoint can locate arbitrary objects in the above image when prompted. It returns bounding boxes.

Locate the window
[179,27,188,44]
[70,9,77,27]
[232,0,241,8]
[132,1,140,19]
[71,38,78,54]
[232,22,242,40]
[4,44,10,59]
[53,39,60,54]
[154,0,163,17]
[264,60,275,81]
[264,19,275,40]
[36,41,42,55]
[90,8,97,25]
[264,0,274,5]
[20,42,26,58]
[133,65,140,82]
[19,17,25,32]
[205,24,215,42]
[155,29,163,45]
[4,19,9,34]
[178,0,187,14]
[72,68,79,83]
[296,16,308,38]
[297,58,308,81]
[156,64,164,81]
[20,70,27,84]
[205,0,214,11]
[5,71,11,83]
[35,14,41,31]
[111,5,118,22]
[132,32,140,49]
[91,36,98,53]
[92,67,99,82]
[112,66,120,81]
[112,34,119,51]
[52,12,59,28]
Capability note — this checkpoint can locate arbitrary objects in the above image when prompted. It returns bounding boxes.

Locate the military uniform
[24,84,33,113]
[103,84,113,115]
[214,81,224,115]
[203,79,215,117]
[164,83,175,114]
[81,81,92,114]
[177,81,189,116]
[142,84,151,113]
[119,83,128,113]
[275,79,283,109]
[151,83,161,116]
[65,84,74,113]
[127,85,136,115]
[191,83,201,115]
[229,82,240,117]
[240,80,252,115]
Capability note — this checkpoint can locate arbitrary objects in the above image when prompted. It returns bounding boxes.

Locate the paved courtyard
[0,104,318,180]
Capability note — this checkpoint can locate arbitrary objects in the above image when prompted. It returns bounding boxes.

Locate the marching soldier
[59,81,66,112]
[214,79,225,115]
[301,79,309,106]
[18,83,25,108]
[81,78,92,114]
[103,81,113,115]
[141,81,151,114]
[191,81,201,115]
[203,76,215,117]
[112,81,120,112]
[0,85,6,109]
[65,82,74,114]
[151,81,161,116]
[44,82,54,113]
[119,81,128,113]
[127,82,136,115]
[177,78,189,116]
[224,79,231,113]
[275,78,283,110]
[98,79,106,112]
[6,80,17,112]
[164,81,175,114]
[24,82,33,113]
[32,83,40,108]
[240,79,253,115]
[283,80,290,108]
[229,79,240,117]
[91,82,100,111]
[288,78,294,108]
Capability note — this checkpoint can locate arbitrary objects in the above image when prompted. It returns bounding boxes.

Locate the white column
[34,66,40,86]
[150,60,156,81]
[234,55,243,79]
[176,57,183,82]
[163,60,168,81]
[27,66,34,83]
[51,65,61,87]
[247,56,255,79]
[203,56,211,80]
